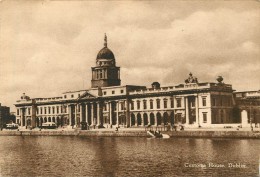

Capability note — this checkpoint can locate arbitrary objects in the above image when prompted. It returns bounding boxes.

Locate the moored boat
[147,130,170,139]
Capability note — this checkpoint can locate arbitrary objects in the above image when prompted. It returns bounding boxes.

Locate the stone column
[85,104,89,124]
[154,113,157,126]
[77,104,82,127]
[116,101,119,127]
[126,98,130,127]
[74,104,76,126]
[91,103,94,125]
[97,102,100,125]
[68,105,72,126]
[195,96,199,126]
[147,113,150,125]
[185,97,189,125]
[109,102,112,126]
[25,108,28,127]
[21,108,24,127]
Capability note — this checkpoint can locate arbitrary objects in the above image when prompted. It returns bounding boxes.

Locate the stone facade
[233,90,260,127]
[14,35,257,129]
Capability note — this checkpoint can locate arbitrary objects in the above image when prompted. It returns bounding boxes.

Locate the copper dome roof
[96,47,115,60]
[96,33,115,60]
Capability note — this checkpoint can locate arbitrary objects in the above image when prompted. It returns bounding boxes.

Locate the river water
[0,136,259,177]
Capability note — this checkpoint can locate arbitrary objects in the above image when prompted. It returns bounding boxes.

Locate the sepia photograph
[0,0,259,176]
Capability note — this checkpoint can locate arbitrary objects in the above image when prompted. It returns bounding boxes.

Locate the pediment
[78,91,96,100]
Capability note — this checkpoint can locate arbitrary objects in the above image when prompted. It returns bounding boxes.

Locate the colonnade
[16,95,202,128]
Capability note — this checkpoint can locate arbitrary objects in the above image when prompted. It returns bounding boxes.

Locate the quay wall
[167,131,260,139]
[0,130,260,138]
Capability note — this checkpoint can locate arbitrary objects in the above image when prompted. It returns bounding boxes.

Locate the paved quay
[0,126,260,138]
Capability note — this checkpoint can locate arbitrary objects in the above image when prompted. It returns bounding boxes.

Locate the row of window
[64,93,81,99]
[17,106,68,116]
[103,89,124,95]
[37,106,68,115]
[130,99,176,110]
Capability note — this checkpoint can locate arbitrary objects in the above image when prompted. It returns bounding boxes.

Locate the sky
[0,0,259,111]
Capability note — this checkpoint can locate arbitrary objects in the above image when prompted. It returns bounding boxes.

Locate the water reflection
[93,137,119,176]
[0,137,259,177]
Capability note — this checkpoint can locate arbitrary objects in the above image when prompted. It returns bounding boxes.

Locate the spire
[104,33,107,47]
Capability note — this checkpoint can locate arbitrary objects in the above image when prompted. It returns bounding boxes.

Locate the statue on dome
[185,73,198,84]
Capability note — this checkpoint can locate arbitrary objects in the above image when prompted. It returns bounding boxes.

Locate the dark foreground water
[0,136,259,177]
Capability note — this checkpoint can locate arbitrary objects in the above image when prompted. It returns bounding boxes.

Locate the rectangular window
[17,109,19,115]
[28,108,31,115]
[71,94,74,98]
[177,99,182,108]
[170,98,174,108]
[131,101,134,110]
[36,108,39,114]
[156,99,160,109]
[164,99,167,108]
[137,101,140,110]
[103,91,106,95]
[121,90,124,94]
[150,100,153,109]
[104,104,107,111]
[203,112,207,123]
[64,95,67,99]
[52,107,55,114]
[143,100,147,110]
[112,91,115,94]
[202,97,207,106]
[40,107,43,114]
[57,106,59,114]
[44,107,47,114]
[48,107,51,114]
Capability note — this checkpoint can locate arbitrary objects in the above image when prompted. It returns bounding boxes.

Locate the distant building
[0,103,11,129]
[14,35,259,129]
[234,90,260,127]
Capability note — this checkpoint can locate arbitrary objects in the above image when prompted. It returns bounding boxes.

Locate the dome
[96,47,115,60]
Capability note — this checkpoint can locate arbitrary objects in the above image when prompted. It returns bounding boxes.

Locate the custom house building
[14,35,259,129]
